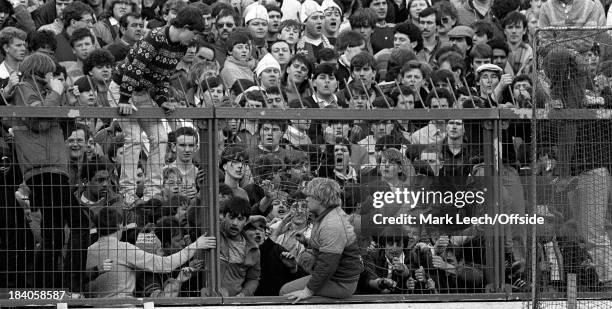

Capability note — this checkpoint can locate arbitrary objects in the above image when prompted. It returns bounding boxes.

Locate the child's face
[205,85,224,106]
[163,173,182,194]
[279,26,300,45]
[79,89,97,106]
[230,43,250,62]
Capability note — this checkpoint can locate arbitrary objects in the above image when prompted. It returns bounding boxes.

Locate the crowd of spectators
[0,0,611,300]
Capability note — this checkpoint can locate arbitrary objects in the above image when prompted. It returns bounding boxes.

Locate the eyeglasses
[216,22,235,28]
[79,18,94,25]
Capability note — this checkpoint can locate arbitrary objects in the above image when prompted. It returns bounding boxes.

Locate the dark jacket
[219,230,261,296]
[255,238,308,296]
[31,0,57,29]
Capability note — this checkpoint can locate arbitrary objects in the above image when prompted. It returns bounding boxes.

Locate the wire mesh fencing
[523,27,612,309]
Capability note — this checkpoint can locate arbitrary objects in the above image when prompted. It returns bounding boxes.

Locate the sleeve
[118,38,158,105]
[152,80,171,106]
[306,251,342,293]
[15,84,61,132]
[124,241,196,273]
[12,5,36,33]
[31,2,52,29]
[240,253,261,296]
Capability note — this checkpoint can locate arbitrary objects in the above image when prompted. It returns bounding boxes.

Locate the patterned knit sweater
[115,26,187,106]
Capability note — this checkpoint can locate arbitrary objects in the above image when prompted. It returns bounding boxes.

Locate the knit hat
[244,3,269,24]
[321,0,342,15]
[448,25,475,39]
[299,0,323,23]
[255,53,281,77]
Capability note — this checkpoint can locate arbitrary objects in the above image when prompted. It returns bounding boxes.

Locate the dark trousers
[0,163,35,288]
[27,172,90,291]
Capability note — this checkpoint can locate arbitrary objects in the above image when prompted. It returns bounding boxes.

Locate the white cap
[299,0,323,23]
[321,0,342,15]
[244,3,269,24]
[476,63,503,75]
[255,53,281,77]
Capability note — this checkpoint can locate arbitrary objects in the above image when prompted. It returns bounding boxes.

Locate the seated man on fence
[218,196,261,297]
[280,178,362,302]
[135,216,204,297]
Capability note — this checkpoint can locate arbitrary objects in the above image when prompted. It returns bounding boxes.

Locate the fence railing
[0,104,609,307]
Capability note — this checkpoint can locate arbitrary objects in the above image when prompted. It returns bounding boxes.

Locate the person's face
[289,200,309,225]
[247,18,268,39]
[224,160,245,180]
[457,94,469,108]
[260,67,280,89]
[269,191,289,219]
[370,0,387,20]
[267,93,285,108]
[330,122,350,138]
[163,172,181,194]
[78,88,97,106]
[244,227,265,245]
[112,0,132,19]
[90,64,112,82]
[472,57,491,70]
[430,97,449,108]
[352,65,375,86]
[504,22,525,44]
[438,15,455,34]
[216,16,236,40]
[183,46,196,63]
[4,38,26,61]
[351,92,369,109]
[372,121,393,138]
[420,151,442,175]
[583,50,599,73]
[113,146,124,164]
[472,33,488,46]
[287,60,309,84]
[88,170,111,200]
[449,36,468,54]
[401,69,423,91]
[56,0,73,17]
[123,16,144,42]
[205,85,224,106]
[345,42,365,63]
[270,42,291,65]
[268,11,282,33]
[492,48,508,69]
[314,73,338,96]
[305,195,322,213]
[353,27,373,42]
[221,212,247,238]
[528,15,538,37]
[305,12,324,37]
[479,71,499,95]
[393,32,413,50]
[288,161,309,180]
[194,46,215,66]
[73,37,94,60]
[174,135,197,163]
[334,144,350,170]
[66,129,87,160]
[409,0,428,20]
[74,13,94,30]
[260,123,282,147]
[384,241,404,261]
[231,43,250,62]
[446,119,464,139]
[323,8,341,34]
[396,94,415,109]
[279,26,300,45]
[165,232,187,254]
[419,14,436,38]
[531,0,542,11]
[203,14,213,33]
[0,12,7,26]
[380,156,400,180]
[513,80,531,99]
